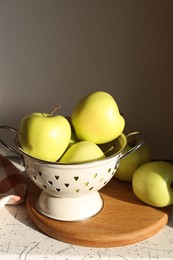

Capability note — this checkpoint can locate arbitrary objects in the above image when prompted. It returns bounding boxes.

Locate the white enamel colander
[0,126,146,221]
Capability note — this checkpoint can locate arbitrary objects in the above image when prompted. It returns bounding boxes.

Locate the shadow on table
[100,177,172,228]
[5,172,41,233]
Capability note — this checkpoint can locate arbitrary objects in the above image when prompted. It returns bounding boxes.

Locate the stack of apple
[18,91,125,164]
[17,91,173,208]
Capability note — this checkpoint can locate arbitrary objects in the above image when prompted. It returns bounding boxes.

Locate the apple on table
[115,139,151,182]
[132,161,173,207]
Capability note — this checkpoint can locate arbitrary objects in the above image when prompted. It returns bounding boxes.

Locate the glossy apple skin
[71,91,125,144]
[59,140,106,163]
[132,161,173,207]
[18,113,71,162]
[115,142,151,182]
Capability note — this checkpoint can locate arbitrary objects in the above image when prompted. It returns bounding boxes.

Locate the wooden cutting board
[26,178,172,248]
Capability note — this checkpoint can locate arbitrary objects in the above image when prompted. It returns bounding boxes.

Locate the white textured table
[1,157,173,260]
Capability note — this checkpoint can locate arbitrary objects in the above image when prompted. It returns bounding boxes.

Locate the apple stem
[49,105,61,116]
[104,146,114,155]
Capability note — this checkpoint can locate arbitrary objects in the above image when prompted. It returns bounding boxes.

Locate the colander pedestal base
[36,190,104,221]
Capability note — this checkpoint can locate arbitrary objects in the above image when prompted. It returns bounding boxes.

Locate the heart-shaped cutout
[38,171,42,176]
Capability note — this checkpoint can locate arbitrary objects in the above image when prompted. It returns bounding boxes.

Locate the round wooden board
[26,178,171,248]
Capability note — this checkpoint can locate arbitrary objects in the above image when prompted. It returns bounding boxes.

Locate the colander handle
[119,131,147,161]
[0,125,23,162]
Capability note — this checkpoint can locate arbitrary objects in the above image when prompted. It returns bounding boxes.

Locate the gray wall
[0,0,172,159]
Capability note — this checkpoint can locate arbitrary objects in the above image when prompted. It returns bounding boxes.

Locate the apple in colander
[18,107,71,162]
[71,91,125,144]
[59,140,106,163]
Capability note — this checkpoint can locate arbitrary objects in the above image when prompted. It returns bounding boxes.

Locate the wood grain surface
[26,178,171,248]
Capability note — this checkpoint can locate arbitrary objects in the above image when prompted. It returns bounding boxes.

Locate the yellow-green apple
[59,140,106,163]
[67,132,79,148]
[18,112,71,162]
[71,91,125,144]
[115,140,151,182]
[132,161,173,207]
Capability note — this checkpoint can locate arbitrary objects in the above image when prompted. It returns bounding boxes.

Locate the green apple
[115,141,151,182]
[132,161,173,207]
[71,91,125,144]
[59,140,106,163]
[67,132,79,148]
[18,112,71,162]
